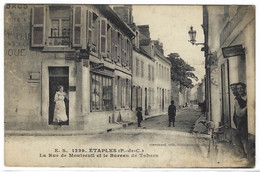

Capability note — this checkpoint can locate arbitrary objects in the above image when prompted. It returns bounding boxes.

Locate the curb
[143,114,164,120]
[5,121,134,137]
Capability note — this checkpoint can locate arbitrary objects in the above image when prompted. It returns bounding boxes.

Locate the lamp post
[188,24,211,121]
[188,26,205,46]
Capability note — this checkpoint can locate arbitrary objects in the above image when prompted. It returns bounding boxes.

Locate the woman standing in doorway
[53,85,68,127]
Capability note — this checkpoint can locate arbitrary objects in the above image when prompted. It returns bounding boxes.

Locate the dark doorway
[49,67,69,125]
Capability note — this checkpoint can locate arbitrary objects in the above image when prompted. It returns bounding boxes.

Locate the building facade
[5,4,135,130]
[204,6,255,138]
[114,6,171,116]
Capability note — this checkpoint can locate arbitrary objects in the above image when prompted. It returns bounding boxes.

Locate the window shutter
[31,6,45,47]
[111,28,115,61]
[126,39,129,67]
[100,18,107,55]
[112,30,119,62]
[86,9,93,47]
[117,33,121,63]
[107,25,111,59]
[129,41,132,69]
[73,6,82,47]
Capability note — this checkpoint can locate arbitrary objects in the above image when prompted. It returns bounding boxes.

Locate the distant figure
[168,100,176,127]
[198,100,206,116]
[136,107,143,127]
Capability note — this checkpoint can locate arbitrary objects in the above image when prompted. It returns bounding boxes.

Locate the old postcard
[4,4,255,167]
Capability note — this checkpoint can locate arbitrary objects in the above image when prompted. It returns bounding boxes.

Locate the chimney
[138,25,150,40]
[113,5,133,24]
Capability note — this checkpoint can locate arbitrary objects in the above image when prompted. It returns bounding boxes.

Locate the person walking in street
[233,82,248,158]
[136,107,143,127]
[168,100,176,127]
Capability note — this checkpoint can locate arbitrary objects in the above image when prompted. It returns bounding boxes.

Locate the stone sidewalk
[5,112,164,136]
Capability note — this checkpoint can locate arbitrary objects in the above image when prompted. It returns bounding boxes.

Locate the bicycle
[199,120,228,166]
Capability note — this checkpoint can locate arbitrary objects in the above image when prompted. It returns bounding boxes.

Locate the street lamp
[188,26,204,46]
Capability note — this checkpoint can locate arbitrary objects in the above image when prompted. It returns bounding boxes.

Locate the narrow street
[127,105,201,133]
[5,106,251,167]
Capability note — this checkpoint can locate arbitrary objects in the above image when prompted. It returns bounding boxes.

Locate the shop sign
[222,44,245,58]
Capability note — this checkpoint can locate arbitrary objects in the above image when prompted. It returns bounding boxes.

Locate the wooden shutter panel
[31,6,45,47]
[111,28,115,61]
[73,6,82,47]
[100,18,107,54]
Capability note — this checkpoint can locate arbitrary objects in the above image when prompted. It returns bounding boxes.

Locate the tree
[168,53,198,88]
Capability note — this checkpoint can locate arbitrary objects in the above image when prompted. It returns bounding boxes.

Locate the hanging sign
[79,49,90,59]
[222,44,245,58]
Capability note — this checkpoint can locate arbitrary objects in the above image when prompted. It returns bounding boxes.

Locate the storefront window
[91,73,113,111]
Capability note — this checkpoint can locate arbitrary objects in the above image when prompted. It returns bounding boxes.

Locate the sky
[132,5,205,84]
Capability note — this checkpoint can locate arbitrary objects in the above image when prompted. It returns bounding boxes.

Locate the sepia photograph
[3,3,256,168]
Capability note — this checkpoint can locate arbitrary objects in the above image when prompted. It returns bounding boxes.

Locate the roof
[155,52,171,65]
[133,47,155,62]
[94,5,135,38]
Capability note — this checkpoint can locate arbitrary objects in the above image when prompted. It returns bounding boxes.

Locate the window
[132,86,136,110]
[32,5,84,49]
[148,88,151,108]
[121,78,126,107]
[121,37,127,66]
[137,87,142,108]
[136,58,139,76]
[126,79,131,108]
[117,77,122,107]
[152,66,154,81]
[91,73,113,111]
[148,64,151,81]
[116,77,130,108]
[47,6,71,47]
[141,61,144,77]
[100,18,107,56]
